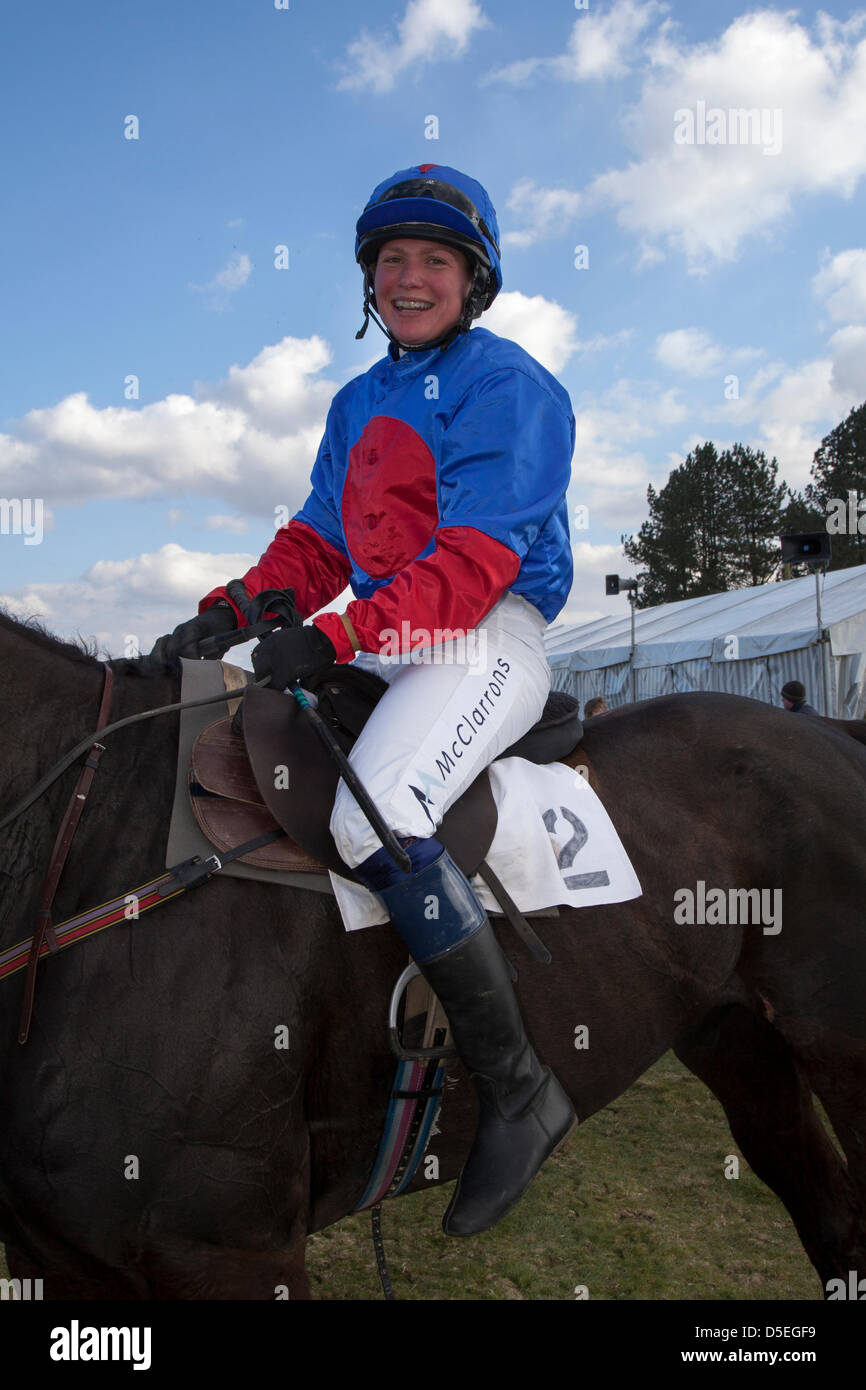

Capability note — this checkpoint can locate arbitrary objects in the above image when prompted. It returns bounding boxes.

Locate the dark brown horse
[1,608,864,1298]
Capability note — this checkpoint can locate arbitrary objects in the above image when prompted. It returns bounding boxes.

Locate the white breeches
[330,590,551,868]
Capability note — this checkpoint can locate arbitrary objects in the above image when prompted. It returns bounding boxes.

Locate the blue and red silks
[202,327,575,662]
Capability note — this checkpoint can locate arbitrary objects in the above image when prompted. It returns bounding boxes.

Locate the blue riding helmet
[354,164,502,348]
[356,164,502,306]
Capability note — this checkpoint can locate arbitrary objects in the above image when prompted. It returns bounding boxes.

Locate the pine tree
[723,444,788,588]
[623,442,786,606]
[801,402,866,570]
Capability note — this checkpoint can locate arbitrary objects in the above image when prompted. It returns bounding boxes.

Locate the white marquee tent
[544,564,866,720]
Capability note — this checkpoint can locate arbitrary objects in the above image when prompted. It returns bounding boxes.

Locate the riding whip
[215,581,411,876]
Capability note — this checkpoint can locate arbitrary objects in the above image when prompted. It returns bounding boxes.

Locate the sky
[2,0,866,661]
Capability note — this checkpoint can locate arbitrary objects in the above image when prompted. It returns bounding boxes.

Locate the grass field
[306,1050,823,1300]
[0,1051,825,1300]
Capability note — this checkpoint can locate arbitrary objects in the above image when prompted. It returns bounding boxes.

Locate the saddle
[188,667,583,886]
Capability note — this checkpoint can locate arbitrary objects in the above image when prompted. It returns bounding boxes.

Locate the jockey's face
[374,239,473,346]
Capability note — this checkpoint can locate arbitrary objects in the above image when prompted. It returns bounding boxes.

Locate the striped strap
[355,974,451,1210]
[1,829,285,987]
[354,1047,447,1210]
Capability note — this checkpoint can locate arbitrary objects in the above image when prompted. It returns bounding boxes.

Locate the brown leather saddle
[188,667,583,886]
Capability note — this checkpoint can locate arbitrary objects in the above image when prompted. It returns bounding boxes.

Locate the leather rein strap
[18,663,115,1044]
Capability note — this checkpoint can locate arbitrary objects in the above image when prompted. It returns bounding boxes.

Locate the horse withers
[0,609,865,1298]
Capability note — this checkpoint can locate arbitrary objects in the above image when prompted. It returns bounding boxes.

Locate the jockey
[153,164,577,1236]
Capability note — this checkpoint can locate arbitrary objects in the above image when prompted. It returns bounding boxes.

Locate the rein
[0,669,270,834]
[16,662,114,1042]
[2,659,271,1042]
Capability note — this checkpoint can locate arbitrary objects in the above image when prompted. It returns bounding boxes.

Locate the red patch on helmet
[418,164,438,174]
[343,417,438,578]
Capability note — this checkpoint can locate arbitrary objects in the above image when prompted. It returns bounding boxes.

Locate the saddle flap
[188,771,323,874]
[241,683,497,882]
[192,716,266,806]
[500,690,583,764]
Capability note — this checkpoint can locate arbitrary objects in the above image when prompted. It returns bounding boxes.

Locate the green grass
[0,1052,826,1300]
[305,1052,822,1300]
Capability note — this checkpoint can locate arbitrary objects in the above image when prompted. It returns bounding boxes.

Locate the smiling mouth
[392,299,435,312]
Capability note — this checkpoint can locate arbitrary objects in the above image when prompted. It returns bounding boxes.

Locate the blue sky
[2,0,865,658]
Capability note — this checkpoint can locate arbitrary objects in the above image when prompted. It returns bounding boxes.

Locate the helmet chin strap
[355,265,485,354]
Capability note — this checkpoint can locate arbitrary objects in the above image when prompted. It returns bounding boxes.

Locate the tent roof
[545,564,866,671]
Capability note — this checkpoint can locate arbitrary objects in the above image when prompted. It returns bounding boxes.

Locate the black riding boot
[372,847,576,1236]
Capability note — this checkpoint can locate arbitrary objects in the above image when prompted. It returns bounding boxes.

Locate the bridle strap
[18,662,115,1044]
[0,680,265,835]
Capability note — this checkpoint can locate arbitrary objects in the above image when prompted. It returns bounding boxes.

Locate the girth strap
[18,663,115,1044]
[475,861,552,965]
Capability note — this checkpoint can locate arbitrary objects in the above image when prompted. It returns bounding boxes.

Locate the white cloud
[576,328,634,355]
[747,357,842,488]
[204,514,249,534]
[568,378,689,528]
[502,180,582,250]
[813,247,866,324]
[1,544,260,657]
[581,10,866,271]
[0,544,354,661]
[654,327,762,378]
[481,56,546,88]
[337,0,487,93]
[485,0,668,87]
[649,327,862,489]
[483,291,579,374]
[555,0,667,82]
[0,543,259,658]
[198,336,335,430]
[190,251,253,308]
[212,253,252,291]
[84,542,256,607]
[0,591,52,621]
[0,336,340,514]
[555,541,638,629]
[654,327,724,377]
[826,325,866,401]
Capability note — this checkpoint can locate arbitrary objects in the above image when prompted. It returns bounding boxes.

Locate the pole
[814,567,831,716]
[629,592,637,703]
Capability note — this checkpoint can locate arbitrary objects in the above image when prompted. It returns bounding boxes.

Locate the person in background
[584,696,608,718]
[781,681,819,715]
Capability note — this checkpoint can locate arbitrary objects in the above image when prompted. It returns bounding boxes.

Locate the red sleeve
[313,525,520,663]
[199,519,353,626]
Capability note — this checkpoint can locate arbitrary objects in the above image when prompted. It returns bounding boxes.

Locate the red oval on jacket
[342,416,438,578]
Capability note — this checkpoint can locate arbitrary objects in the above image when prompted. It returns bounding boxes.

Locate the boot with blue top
[354,835,577,1236]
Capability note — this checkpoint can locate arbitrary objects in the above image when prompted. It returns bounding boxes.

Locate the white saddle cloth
[329,756,642,932]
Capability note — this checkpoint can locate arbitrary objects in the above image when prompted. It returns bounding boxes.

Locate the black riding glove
[251,623,337,690]
[148,602,237,668]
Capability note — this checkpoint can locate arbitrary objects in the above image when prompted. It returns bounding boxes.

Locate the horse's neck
[2,635,96,700]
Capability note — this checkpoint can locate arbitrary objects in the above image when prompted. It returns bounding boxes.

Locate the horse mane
[0,607,156,678]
